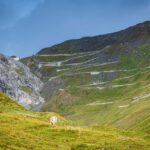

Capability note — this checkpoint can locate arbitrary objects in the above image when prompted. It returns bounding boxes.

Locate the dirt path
[86,101,114,106]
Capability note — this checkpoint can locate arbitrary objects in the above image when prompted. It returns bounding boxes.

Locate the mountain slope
[38,21,150,54]
[0,54,44,110]
[0,92,150,150]
[21,21,150,131]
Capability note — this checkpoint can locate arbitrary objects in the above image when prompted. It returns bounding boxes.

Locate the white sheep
[50,116,58,125]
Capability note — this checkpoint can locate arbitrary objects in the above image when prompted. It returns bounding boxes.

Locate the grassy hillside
[21,42,150,132]
[36,44,150,132]
[0,92,150,149]
[1,21,150,149]
[19,22,150,150]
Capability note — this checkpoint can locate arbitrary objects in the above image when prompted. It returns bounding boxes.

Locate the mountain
[0,54,44,110]
[0,92,149,149]
[21,21,150,130]
[38,21,150,54]
[0,21,150,149]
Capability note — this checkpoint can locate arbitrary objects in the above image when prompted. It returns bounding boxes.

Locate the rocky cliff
[0,54,44,110]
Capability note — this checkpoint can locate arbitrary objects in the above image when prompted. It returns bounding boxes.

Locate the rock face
[0,54,44,110]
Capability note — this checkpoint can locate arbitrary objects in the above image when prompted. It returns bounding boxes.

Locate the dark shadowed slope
[38,21,150,54]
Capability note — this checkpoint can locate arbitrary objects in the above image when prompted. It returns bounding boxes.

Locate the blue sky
[0,0,150,57]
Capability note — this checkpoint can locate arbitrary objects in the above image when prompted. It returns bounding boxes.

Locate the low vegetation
[21,86,33,95]
[0,92,150,149]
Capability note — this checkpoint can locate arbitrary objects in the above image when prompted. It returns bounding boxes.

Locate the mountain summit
[38,21,150,54]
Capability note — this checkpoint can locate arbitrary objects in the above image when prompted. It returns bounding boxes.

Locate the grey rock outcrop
[0,54,44,110]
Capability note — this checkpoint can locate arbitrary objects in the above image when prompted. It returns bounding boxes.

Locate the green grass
[60,68,150,127]
[21,86,33,95]
[15,68,24,75]
[0,92,150,150]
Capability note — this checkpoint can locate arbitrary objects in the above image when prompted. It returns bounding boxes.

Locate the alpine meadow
[0,0,150,150]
